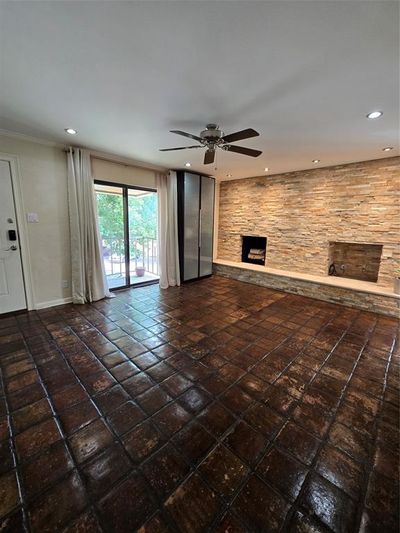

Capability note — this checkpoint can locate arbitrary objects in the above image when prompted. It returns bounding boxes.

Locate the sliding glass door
[95,181,158,289]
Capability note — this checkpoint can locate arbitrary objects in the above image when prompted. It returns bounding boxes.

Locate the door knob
[5,245,17,251]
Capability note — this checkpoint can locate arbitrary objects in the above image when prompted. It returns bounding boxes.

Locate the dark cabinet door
[183,173,200,281]
[199,176,215,277]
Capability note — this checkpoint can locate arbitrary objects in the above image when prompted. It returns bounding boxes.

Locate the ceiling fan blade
[225,145,262,157]
[222,128,259,143]
[159,145,201,151]
[170,130,203,142]
[204,149,215,165]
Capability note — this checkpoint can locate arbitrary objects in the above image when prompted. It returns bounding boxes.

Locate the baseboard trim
[34,297,73,310]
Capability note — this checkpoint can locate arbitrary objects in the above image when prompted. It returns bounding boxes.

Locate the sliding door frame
[94,179,158,290]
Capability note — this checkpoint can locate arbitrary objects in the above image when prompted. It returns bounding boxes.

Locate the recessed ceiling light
[312,159,320,164]
[382,147,393,152]
[264,167,269,172]
[64,128,77,135]
[366,111,383,119]
[185,162,191,167]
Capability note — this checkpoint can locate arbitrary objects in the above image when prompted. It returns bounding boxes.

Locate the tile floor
[0,276,398,532]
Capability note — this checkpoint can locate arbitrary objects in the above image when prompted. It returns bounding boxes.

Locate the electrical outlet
[62,280,69,289]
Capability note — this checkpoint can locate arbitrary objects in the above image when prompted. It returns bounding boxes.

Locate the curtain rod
[63,147,167,173]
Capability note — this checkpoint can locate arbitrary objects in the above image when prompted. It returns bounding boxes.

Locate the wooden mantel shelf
[213,259,400,300]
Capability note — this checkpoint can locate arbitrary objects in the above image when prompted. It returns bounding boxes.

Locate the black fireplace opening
[241,235,267,265]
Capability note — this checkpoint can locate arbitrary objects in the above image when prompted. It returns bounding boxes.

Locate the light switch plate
[27,213,39,223]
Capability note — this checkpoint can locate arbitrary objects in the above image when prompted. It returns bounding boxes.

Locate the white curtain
[67,148,112,303]
[157,171,180,289]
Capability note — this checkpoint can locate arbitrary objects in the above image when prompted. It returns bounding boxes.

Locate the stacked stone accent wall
[217,157,400,288]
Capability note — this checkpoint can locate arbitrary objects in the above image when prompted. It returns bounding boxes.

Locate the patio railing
[102,236,159,277]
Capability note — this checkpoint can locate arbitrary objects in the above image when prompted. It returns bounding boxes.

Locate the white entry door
[0,160,26,313]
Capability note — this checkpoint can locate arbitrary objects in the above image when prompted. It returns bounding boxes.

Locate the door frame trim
[0,152,35,310]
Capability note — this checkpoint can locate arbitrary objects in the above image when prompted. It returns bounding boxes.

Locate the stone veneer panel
[217,157,400,288]
[213,264,400,317]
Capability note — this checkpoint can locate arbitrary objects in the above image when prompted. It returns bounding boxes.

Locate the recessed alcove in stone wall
[328,242,383,282]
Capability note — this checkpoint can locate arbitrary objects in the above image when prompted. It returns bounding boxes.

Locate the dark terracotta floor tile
[173,421,216,464]
[21,441,74,498]
[122,420,165,462]
[138,511,171,532]
[316,444,365,499]
[275,421,321,466]
[93,385,129,415]
[28,470,87,533]
[81,443,131,499]
[199,444,249,498]
[153,402,192,436]
[257,447,308,501]
[161,373,193,397]
[299,473,357,533]
[132,352,160,370]
[291,402,332,438]
[0,470,19,519]
[8,382,45,412]
[52,383,89,412]
[365,470,399,517]
[107,400,145,435]
[359,507,399,533]
[328,422,371,463]
[82,371,116,395]
[59,400,99,435]
[0,439,14,475]
[137,386,172,415]
[0,277,398,532]
[226,420,268,466]
[178,387,212,414]
[197,401,236,438]
[244,403,285,439]
[288,510,328,532]
[69,419,114,464]
[215,511,246,532]
[123,372,154,397]
[220,385,254,414]
[232,474,289,531]
[62,510,101,533]
[0,509,26,533]
[15,417,61,460]
[109,360,140,381]
[164,473,222,532]
[97,472,156,532]
[142,444,190,499]
[12,397,52,434]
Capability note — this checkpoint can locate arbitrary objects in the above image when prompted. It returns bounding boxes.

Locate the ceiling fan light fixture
[312,159,320,164]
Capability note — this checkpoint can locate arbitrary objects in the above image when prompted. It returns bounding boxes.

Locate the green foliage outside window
[96,191,157,260]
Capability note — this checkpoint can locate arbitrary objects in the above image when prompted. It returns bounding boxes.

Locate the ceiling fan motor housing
[201,124,224,145]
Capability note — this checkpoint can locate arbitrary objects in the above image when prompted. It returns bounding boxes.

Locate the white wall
[0,133,160,309]
[0,134,71,308]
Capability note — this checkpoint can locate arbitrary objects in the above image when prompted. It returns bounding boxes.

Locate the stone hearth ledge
[213,259,400,317]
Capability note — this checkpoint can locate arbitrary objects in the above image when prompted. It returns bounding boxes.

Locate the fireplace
[328,241,383,282]
[242,235,267,265]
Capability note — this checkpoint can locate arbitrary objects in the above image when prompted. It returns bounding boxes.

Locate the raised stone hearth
[213,260,400,317]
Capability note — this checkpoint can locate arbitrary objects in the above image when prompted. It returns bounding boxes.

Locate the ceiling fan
[159,124,262,165]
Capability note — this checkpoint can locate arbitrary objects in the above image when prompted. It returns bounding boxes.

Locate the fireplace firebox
[242,235,267,265]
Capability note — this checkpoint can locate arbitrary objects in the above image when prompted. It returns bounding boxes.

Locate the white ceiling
[0,0,398,180]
